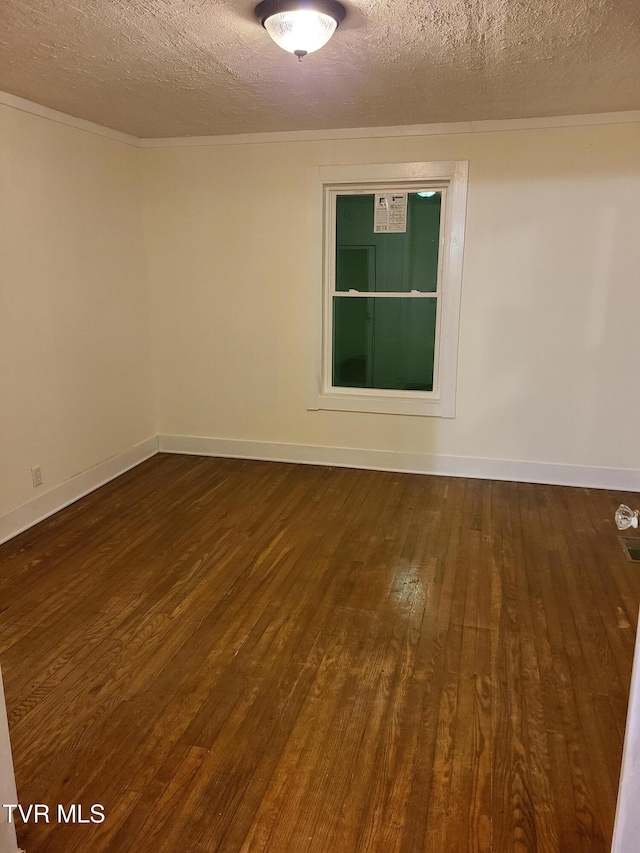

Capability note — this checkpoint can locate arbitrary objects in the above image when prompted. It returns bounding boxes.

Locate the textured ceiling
[0,0,639,138]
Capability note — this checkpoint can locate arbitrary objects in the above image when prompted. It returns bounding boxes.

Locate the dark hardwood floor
[0,454,638,852]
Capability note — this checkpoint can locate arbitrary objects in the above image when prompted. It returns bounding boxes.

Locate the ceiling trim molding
[2,88,640,148]
[140,110,640,148]
[0,90,140,147]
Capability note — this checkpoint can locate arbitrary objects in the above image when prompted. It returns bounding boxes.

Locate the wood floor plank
[0,456,638,852]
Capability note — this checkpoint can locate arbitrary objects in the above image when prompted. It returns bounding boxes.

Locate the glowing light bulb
[264,11,337,57]
[255,0,346,60]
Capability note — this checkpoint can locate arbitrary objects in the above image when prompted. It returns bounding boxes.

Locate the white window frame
[308,161,468,418]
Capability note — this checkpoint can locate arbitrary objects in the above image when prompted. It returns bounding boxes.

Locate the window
[309,162,468,417]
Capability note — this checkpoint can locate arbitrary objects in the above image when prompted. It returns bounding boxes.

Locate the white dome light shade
[255,0,346,59]
[264,10,337,55]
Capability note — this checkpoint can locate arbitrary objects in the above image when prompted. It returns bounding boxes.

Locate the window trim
[308,161,468,418]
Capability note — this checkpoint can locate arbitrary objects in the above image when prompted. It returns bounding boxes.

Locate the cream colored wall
[0,104,155,519]
[143,123,640,472]
[2,107,638,524]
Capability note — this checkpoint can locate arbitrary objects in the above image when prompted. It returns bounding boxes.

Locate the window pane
[333,297,437,391]
[335,193,441,293]
[336,245,375,292]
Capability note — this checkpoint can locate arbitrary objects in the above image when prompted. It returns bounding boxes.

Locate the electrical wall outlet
[31,466,42,488]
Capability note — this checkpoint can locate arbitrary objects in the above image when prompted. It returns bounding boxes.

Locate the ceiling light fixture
[255,0,346,61]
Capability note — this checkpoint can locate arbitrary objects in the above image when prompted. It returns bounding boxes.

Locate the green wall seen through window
[333,193,441,391]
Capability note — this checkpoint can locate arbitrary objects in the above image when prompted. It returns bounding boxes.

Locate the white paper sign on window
[373,193,408,233]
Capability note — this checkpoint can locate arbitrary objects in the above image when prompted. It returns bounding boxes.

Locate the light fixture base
[254,0,346,28]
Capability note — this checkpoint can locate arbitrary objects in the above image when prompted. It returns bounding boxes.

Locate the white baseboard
[2,433,636,546]
[0,436,159,546]
[158,434,640,492]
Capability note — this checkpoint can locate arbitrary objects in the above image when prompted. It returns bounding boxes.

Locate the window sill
[309,389,455,418]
